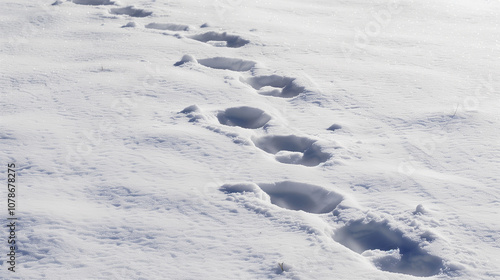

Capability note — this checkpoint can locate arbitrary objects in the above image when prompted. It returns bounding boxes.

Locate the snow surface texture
[1,0,500,279]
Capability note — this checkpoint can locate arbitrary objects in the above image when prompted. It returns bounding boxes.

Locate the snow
[1,0,499,279]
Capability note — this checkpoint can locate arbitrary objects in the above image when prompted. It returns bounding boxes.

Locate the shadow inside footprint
[189,31,250,48]
[72,0,114,5]
[197,57,256,72]
[145,22,190,31]
[110,6,152,17]
[244,75,305,98]
[253,135,330,166]
[259,181,343,214]
[217,106,271,129]
[333,220,444,277]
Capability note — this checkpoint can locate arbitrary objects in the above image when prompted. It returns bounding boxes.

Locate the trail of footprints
[67,0,250,47]
[175,57,445,275]
[60,1,446,276]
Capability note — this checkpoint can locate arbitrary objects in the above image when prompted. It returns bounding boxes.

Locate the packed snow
[1,0,499,279]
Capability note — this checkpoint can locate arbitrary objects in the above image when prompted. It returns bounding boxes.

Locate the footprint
[252,135,330,166]
[217,106,271,129]
[178,105,250,144]
[189,31,250,48]
[174,55,256,72]
[110,6,152,17]
[145,22,191,31]
[71,0,114,5]
[243,75,305,98]
[198,57,256,72]
[259,181,343,214]
[333,220,444,277]
[220,181,343,214]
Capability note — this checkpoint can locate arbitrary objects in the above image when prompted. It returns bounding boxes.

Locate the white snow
[1,0,499,279]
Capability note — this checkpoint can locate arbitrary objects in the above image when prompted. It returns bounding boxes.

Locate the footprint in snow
[145,22,191,32]
[174,55,256,72]
[242,75,305,98]
[189,31,250,48]
[110,6,152,17]
[220,181,343,214]
[217,106,271,129]
[252,135,330,166]
[179,105,271,129]
[71,0,115,5]
[258,181,343,214]
[333,220,445,277]
[178,105,252,144]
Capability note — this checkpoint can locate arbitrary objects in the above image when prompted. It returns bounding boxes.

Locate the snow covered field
[1,0,499,278]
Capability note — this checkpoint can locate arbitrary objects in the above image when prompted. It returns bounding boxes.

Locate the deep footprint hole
[245,75,305,98]
[253,135,330,166]
[197,57,256,72]
[110,6,152,17]
[145,23,190,31]
[333,220,444,277]
[259,181,343,214]
[72,0,115,5]
[217,106,271,129]
[189,32,250,48]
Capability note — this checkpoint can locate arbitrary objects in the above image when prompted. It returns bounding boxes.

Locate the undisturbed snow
[1,0,499,279]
